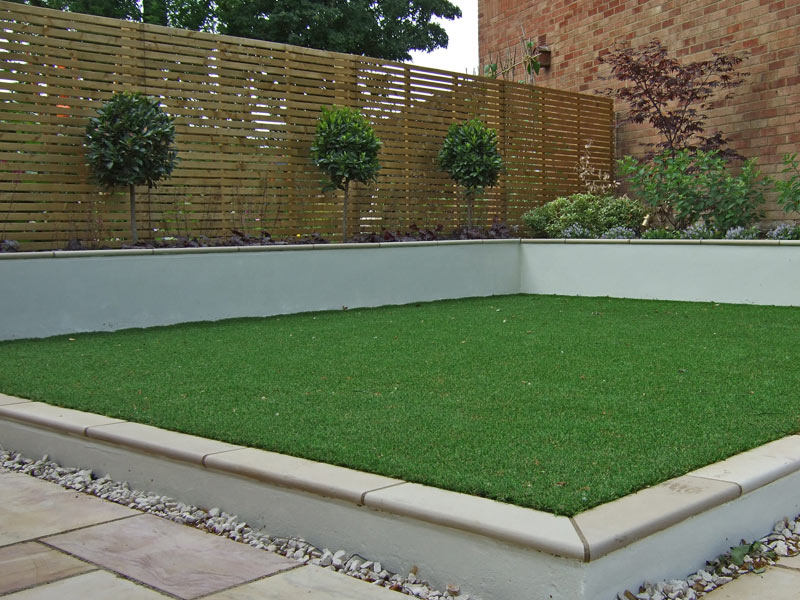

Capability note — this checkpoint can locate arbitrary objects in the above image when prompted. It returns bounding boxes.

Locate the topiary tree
[311,105,382,241]
[85,91,179,244]
[438,118,503,227]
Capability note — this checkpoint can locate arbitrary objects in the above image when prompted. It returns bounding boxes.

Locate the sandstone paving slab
[702,566,800,599]
[0,541,95,595]
[206,565,404,599]
[0,471,138,545]
[2,569,169,599]
[776,552,800,570]
[43,514,298,599]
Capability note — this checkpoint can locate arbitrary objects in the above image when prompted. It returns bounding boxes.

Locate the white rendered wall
[520,240,800,306]
[4,239,800,341]
[0,241,520,340]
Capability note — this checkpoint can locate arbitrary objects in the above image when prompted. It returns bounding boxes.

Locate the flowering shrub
[766,224,800,240]
[600,226,637,239]
[560,223,595,239]
[681,222,718,239]
[724,226,760,240]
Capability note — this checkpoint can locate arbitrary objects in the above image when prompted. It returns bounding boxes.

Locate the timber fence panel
[0,1,613,249]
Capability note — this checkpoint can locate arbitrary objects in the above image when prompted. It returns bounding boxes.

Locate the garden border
[2,238,800,341]
[2,394,800,600]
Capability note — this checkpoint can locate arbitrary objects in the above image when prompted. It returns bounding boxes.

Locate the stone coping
[2,237,799,260]
[2,393,800,562]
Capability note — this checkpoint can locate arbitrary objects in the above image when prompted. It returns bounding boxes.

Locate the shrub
[561,223,595,239]
[438,118,503,227]
[600,226,637,239]
[641,228,681,240]
[521,194,646,238]
[311,105,382,240]
[618,149,768,232]
[681,222,718,239]
[85,91,178,243]
[0,239,20,252]
[766,224,800,240]
[776,153,800,214]
[724,226,760,240]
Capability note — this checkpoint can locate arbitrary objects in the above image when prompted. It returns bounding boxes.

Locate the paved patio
[0,469,404,599]
[4,464,800,599]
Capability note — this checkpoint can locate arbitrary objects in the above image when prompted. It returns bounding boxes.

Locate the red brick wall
[479,0,800,221]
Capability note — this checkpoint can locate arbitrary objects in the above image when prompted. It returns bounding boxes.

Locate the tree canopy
[11,0,461,61]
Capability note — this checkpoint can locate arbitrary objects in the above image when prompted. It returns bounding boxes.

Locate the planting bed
[1,294,799,516]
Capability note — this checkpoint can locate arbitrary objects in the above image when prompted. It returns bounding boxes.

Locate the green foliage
[311,105,381,240]
[17,0,459,59]
[10,0,141,21]
[438,119,503,193]
[776,153,800,214]
[521,194,647,238]
[85,91,178,190]
[618,149,768,232]
[212,0,461,61]
[641,228,681,240]
[311,105,381,192]
[438,118,503,226]
[85,91,178,243]
[726,541,776,568]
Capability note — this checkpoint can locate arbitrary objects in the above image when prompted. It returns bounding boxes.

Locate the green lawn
[1,294,799,516]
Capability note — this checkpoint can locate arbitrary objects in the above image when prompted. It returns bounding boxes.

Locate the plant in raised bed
[776,153,800,214]
[311,105,382,241]
[618,149,768,232]
[724,226,760,240]
[599,39,747,159]
[640,228,681,240]
[438,118,503,228]
[521,193,646,239]
[85,92,178,244]
[766,223,800,240]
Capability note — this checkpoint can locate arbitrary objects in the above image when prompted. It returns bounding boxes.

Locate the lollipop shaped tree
[438,118,503,228]
[85,91,178,244]
[311,105,382,241]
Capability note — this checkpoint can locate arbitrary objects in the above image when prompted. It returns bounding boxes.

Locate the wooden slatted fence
[0,1,614,249]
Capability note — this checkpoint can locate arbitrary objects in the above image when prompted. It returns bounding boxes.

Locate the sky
[408,0,478,74]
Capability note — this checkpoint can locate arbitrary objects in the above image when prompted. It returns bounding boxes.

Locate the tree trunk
[129,184,138,244]
[466,190,475,228]
[342,182,349,241]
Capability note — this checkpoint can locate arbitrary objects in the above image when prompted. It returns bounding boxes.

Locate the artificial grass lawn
[1,294,799,516]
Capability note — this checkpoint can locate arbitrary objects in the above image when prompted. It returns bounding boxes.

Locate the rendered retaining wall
[3,239,800,341]
[520,239,800,306]
[0,241,520,341]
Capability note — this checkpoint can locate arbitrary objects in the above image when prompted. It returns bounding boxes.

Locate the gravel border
[2,448,800,600]
[0,448,463,599]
